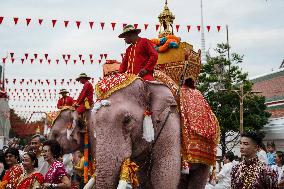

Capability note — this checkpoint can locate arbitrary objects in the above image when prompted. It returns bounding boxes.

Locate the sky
[0,0,283,120]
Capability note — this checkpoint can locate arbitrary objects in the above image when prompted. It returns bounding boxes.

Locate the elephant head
[93,79,181,188]
[48,109,83,154]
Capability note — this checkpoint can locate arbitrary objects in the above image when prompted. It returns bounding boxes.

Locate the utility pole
[200,0,207,64]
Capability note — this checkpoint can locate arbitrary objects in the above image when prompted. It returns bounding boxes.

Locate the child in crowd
[267,142,276,166]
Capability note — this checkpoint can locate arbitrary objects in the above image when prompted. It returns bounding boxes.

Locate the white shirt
[271,164,284,183]
[215,162,234,189]
[257,150,268,165]
[63,153,74,176]
[36,155,49,176]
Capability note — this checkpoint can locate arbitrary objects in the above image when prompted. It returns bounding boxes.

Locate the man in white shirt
[30,134,49,176]
[215,151,235,189]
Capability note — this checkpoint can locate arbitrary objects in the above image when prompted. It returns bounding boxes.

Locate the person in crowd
[57,89,74,109]
[215,151,235,189]
[257,142,268,165]
[231,131,277,188]
[73,150,84,188]
[0,147,24,188]
[267,142,276,167]
[42,140,71,189]
[271,151,284,188]
[0,150,5,180]
[118,24,158,81]
[16,151,44,189]
[30,134,49,176]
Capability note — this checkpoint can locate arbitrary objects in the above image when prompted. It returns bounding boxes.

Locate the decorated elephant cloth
[180,86,219,165]
[154,69,219,166]
[95,73,140,100]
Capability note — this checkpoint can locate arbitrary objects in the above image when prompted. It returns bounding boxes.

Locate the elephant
[49,78,211,189]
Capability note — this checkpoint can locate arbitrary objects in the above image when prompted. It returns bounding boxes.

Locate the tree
[197,43,271,156]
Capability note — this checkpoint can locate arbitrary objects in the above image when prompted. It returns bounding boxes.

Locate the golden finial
[158,0,175,37]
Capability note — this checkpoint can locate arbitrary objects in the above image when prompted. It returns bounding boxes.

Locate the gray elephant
[49,78,211,189]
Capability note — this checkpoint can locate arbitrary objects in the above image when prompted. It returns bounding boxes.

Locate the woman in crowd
[271,151,284,188]
[0,147,24,189]
[16,151,44,189]
[42,140,71,189]
[257,142,268,165]
[215,151,235,189]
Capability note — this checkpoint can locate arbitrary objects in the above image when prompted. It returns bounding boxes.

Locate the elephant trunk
[95,136,132,189]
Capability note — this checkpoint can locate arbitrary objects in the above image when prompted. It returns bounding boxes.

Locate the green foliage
[197,43,271,154]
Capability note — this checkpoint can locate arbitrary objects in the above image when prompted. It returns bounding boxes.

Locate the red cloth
[119,37,158,81]
[1,164,24,188]
[57,96,74,109]
[16,172,44,189]
[75,81,94,114]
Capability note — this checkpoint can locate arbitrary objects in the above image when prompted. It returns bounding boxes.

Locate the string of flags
[0,16,222,32]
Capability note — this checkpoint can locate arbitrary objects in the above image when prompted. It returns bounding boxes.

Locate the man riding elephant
[69,73,94,138]
[57,89,74,109]
[118,24,158,81]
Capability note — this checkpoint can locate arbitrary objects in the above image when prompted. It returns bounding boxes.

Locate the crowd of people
[206,131,284,189]
[0,135,85,189]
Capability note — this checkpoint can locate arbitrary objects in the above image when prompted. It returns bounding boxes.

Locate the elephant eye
[122,113,132,125]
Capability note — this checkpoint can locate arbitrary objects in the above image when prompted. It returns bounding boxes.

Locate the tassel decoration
[142,110,154,142]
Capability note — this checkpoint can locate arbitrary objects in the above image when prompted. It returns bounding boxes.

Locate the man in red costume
[118,25,158,81]
[57,89,74,109]
[69,73,94,138]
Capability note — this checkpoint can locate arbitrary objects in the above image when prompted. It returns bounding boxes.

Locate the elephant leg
[186,164,210,189]
[150,113,181,189]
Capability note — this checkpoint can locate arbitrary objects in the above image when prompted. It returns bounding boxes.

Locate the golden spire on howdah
[158,0,175,37]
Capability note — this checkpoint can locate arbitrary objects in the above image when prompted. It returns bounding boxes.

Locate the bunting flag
[111,22,116,30]
[89,21,94,29]
[26,18,31,26]
[217,25,221,32]
[144,24,148,30]
[155,24,160,31]
[197,25,201,32]
[123,23,127,28]
[175,25,180,32]
[10,52,14,58]
[206,25,211,32]
[64,20,69,28]
[51,19,57,27]
[38,19,43,25]
[0,17,4,24]
[134,24,138,29]
[187,25,191,32]
[100,22,105,30]
[76,21,81,29]
[13,17,19,25]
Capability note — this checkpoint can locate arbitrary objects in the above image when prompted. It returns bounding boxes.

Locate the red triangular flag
[21,58,24,64]
[0,17,4,24]
[123,23,127,28]
[25,53,29,59]
[65,60,68,65]
[30,59,34,64]
[82,60,85,65]
[89,21,94,29]
[197,25,201,32]
[98,59,102,64]
[44,54,48,60]
[73,59,77,64]
[217,25,221,32]
[111,22,116,30]
[11,58,15,63]
[206,26,211,32]
[104,54,107,59]
[62,54,66,59]
[89,54,93,59]
[100,22,105,30]
[38,19,43,25]
[52,19,57,27]
[175,25,180,32]
[64,20,69,28]
[90,59,94,64]
[13,17,19,25]
[100,54,103,59]
[187,25,191,32]
[39,59,43,64]
[48,59,51,64]
[26,18,31,26]
[155,24,160,31]
[76,21,81,29]
[144,24,148,30]
[34,53,38,59]
[79,54,82,60]
[10,52,14,58]
[56,59,59,64]
[134,24,138,29]
[67,54,70,59]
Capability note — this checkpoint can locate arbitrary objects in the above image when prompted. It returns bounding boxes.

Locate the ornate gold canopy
[158,0,175,37]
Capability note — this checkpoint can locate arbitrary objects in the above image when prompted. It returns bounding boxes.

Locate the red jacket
[76,81,94,106]
[119,37,158,81]
[57,96,74,109]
